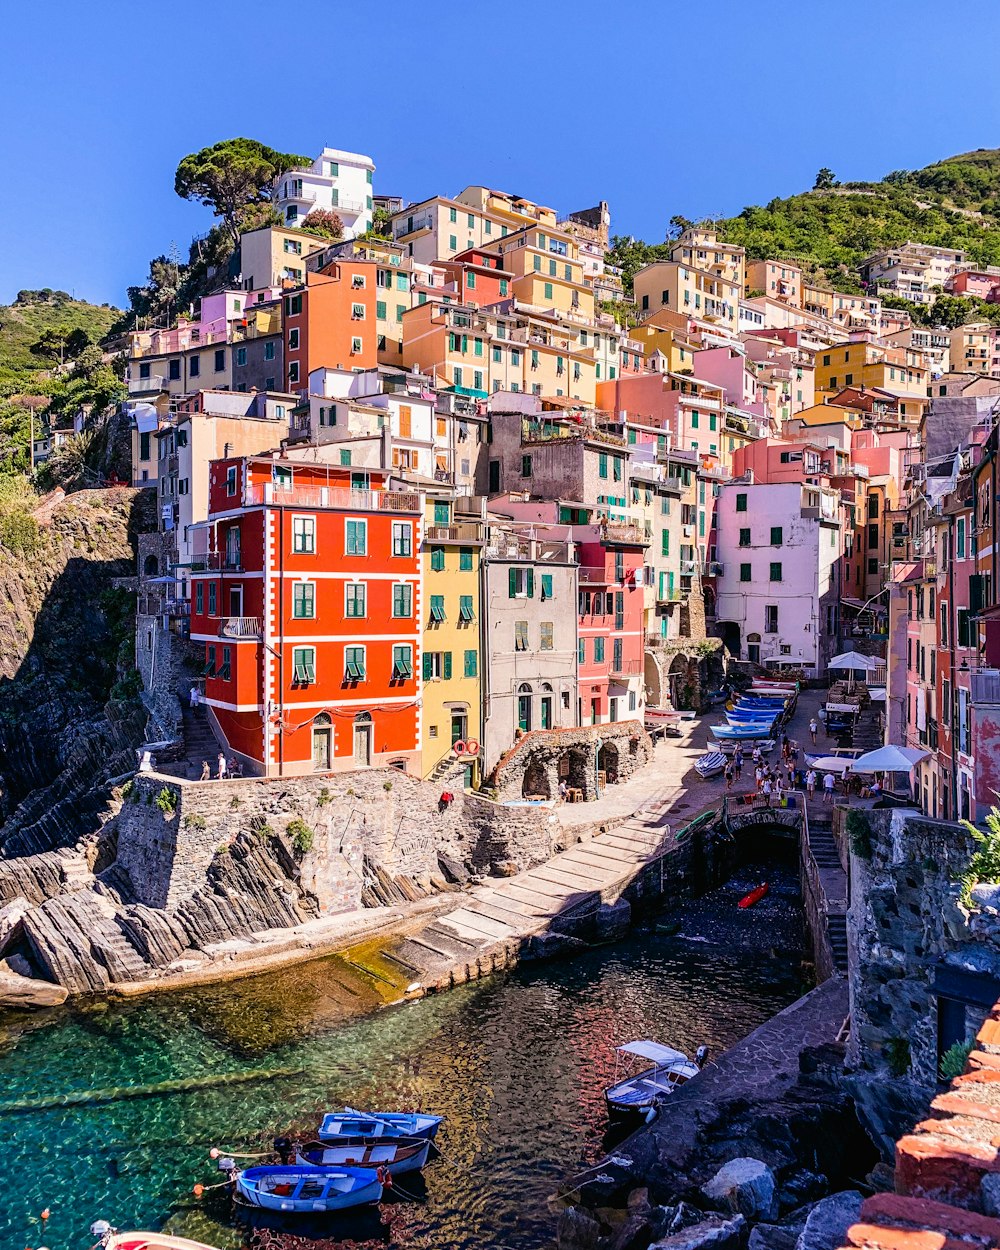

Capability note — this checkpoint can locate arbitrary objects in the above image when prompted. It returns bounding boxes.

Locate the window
[218,646,231,681]
[264,340,275,361]
[225,465,238,497]
[957,517,967,559]
[214,349,225,373]
[578,638,586,664]
[293,646,316,684]
[544,282,553,301]
[769,562,782,582]
[434,501,451,525]
[351,303,366,320]
[521,454,532,478]
[235,347,247,367]
[190,356,200,377]
[390,582,413,618]
[292,516,315,553]
[139,362,151,380]
[287,294,302,317]
[765,605,778,633]
[599,452,608,479]
[739,528,751,547]
[868,523,878,549]
[195,583,204,614]
[273,464,293,492]
[770,526,783,545]
[293,582,315,619]
[389,645,412,681]
[661,530,670,556]
[540,622,554,650]
[594,636,605,663]
[208,582,217,615]
[514,620,529,651]
[738,563,751,582]
[735,493,747,511]
[613,456,623,482]
[288,362,300,384]
[867,557,879,574]
[449,207,457,223]
[390,521,412,557]
[541,573,553,600]
[429,595,446,622]
[139,431,151,461]
[430,546,445,572]
[345,519,367,555]
[508,567,534,597]
[459,595,475,622]
[351,337,363,354]
[464,649,477,678]
[168,359,181,380]
[345,583,366,617]
[344,646,366,681]
[449,235,457,251]
[459,547,473,571]
[423,651,452,680]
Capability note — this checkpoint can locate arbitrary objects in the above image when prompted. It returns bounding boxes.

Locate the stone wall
[487,720,652,803]
[116,766,558,911]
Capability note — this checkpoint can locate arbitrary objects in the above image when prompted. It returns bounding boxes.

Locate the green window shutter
[740,563,751,582]
[541,573,553,599]
[443,652,453,680]
[736,493,747,511]
[526,569,534,598]
[464,649,477,678]
[578,638,585,664]
[376,300,386,320]
[509,568,517,597]
[661,530,669,556]
[430,547,445,571]
[423,653,432,681]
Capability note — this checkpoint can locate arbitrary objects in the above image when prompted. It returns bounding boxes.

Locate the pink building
[946,270,1000,301]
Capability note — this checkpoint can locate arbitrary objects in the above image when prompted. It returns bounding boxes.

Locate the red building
[441,248,514,307]
[191,455,422,776]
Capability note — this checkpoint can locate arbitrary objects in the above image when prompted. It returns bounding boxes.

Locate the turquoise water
[0,856,808,1250]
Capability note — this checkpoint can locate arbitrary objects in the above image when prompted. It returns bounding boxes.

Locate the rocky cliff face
[0,487,152,856]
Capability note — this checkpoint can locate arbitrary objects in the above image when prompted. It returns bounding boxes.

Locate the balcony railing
[602,523,651,547]
[246,483,421,512]
[425,522,484,542]
[609,659,641,678]
[579,566,612,585]
[219,617,262,639]
[656,586,686,602]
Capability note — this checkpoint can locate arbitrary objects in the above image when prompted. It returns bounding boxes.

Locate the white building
[274,148,375,239]
[714,480,842,677]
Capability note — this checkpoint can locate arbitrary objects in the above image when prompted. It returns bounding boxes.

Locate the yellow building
[949,322,995,374]
[421,491,484,785]
[489,224,596,322]
[628,322,696,373]
[670,227,746,290]
[814,341,928,398]
[632,261,740,336]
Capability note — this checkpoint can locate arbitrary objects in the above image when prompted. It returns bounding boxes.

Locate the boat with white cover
[604,1040,704,1123]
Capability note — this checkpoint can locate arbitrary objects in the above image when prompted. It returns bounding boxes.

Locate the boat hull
[297,1138,431,1176]
[318,1109,442,1142]
[236,1166,382,1213]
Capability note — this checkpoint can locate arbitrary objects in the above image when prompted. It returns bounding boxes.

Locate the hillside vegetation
[609,148,1000,298]
[0,290,124,476]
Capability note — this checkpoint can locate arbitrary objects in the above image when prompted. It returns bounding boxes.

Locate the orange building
[191,456,423,777]
[283,261,379,394]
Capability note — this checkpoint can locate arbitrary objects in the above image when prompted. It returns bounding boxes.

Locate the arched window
[313,712,332,726]
[143,554,159,576]
[354,710,372,723]
[541,682,553,692]
[518,682,533,693]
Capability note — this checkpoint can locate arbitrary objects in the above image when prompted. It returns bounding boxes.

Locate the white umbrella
[828,652,879,671]
[851,745,929,773]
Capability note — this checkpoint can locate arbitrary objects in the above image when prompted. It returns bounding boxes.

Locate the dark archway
[598,741,620,783]
[668,652,689,709]
[644,651,662,708]
[143,554,159,577]
[522,758,551,799]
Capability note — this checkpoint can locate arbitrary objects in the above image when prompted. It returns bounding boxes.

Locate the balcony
[425,522,484,543]
[656,586,686,603]
[609,659,641,679]
[395,213,434,237]
[602,522,650,548]
[219,617,262,639]
[127,371,165,393]
[703,561,724,577]
[246,483,421,513]
[579,566,612,585]
[196,554,244,573]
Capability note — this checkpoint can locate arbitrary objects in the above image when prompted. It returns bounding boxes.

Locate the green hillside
[0,290,124,475]
[609,148,1000,298]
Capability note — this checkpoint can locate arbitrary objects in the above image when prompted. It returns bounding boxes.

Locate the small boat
[715,737,775,756]
[738,883,769,909]
[318,1108,442,1142]
[645,707,696,723]
[604,1040,703,1123]
[235,1164,382,1213]
[694,750,726,779]
[98,1235,223,1250]
[297,1137,431,1176]
[712,723,776,740]
[725,710,777,726]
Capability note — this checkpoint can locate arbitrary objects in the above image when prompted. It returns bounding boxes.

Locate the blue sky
[4,0,1000,307]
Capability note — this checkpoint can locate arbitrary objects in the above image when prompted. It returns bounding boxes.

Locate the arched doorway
[522,758,551,799]
[540,682,553,730]
[517,683,533,734]
[668,653,689,709]
[747,632,761,665]
[312,713,333,771]
[143,554,159,577]
[644,651,663,708]
[352,711,372,766]
[598,741,620,784]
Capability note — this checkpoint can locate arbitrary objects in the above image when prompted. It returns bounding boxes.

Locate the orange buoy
[40,1212,50,1223]
[193,1184,205,1198]
[209,1148,220,1159]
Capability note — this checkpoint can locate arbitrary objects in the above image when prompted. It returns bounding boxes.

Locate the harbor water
[0,849,809,1250]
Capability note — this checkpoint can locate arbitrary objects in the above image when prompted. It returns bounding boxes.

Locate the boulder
[980,1172,1000,1217]
[703,1157,777,1222]
[0,966,68,1008]
[795,1191,863,1250]
[556,1205,603,1250]
[0,897,30,953]
[776,1171,828,1211]
[749,1225,801,1250]
[594,898,632,943]
[970,882,1000,913]
[651,1213,746,1250]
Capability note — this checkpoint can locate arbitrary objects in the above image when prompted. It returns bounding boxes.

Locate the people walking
[217,751,227,780]
[199,759,211,782]
[752,745,762,766]
[189,684,200,709]
[823,771,835,803]
[724,761,734,790]
[806,768,817,798]
[762,776,773,807]
[809,717,818,744]
[733,746,744,780]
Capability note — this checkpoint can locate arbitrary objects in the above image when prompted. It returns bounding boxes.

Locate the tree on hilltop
[175,138,309,246]
[813,168,838,190]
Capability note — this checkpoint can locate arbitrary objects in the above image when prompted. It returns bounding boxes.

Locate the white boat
[98,1234,222,1250]
[694,750,726,779]
[645,707,696,723]
[605,1040,703,1123]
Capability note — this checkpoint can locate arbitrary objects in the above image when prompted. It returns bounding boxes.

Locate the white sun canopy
[828,652,880,671]
[616,1040,689,1066]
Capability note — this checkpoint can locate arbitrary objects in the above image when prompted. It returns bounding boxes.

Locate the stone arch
[644,651,663,708]
[522,757,551,799]
[668,652,689,709]
[598,741,621,783]
[143,554,159,576]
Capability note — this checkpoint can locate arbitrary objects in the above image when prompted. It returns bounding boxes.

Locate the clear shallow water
[0,855,808,1250]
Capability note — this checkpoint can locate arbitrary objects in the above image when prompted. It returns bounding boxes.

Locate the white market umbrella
[851,745,929,773]
[828,652,880,672]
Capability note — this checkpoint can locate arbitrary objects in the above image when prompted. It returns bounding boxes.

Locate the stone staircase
[806,812,849,975]
[161,702,224,780]
[826,913,848,973]
[427,748,463,784]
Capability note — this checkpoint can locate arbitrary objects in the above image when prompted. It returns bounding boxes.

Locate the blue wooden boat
[605,1040,702,1124]
[734,695,788,708]
[235,1164,382,1212]
[694,750,726,779]
[318,1108,442,1142]
[725,709,777,724]
[297,1137,431,1176]
[712,723,777,740]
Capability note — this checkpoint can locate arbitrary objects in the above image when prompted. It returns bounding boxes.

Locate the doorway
[353,712,372,765]
[451,711,467,746]
[229,585,243,617]
[747,631,761,665]
[517,683,532,733]
[312,713,332,771]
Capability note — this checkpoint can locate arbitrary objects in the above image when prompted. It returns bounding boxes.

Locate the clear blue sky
[4,0,1000,308]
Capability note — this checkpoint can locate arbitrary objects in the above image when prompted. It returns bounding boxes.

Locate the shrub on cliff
[958,804,1000,907]
[286,818,314,857]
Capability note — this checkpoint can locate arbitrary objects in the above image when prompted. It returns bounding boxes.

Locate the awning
[891,561,922,585]
[851,744,930,773]
[616,1040,689,1066]
[133,403,159,434]
[829,651,880,671]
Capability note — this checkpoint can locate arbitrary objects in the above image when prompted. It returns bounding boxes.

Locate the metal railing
[246,483,421,512]
[425,522,484,542]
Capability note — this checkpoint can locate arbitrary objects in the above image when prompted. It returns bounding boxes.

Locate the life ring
[464,739,480,757]
[454,740,467,755]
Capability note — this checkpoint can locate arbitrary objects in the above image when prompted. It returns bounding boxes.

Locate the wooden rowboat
[236,1164,382,1212]
[297,1137,431,1176]
[318,1108,442,1142]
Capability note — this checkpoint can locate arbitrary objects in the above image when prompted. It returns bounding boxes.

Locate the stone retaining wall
[116,769,558,911]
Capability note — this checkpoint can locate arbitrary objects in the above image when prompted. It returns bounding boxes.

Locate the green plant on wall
[956,805,1000,908]
[155,787,178,815]
[846,810,873,861]
[182,813,206,832]
[939,1038,975,1081]
[286,818,314,857]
